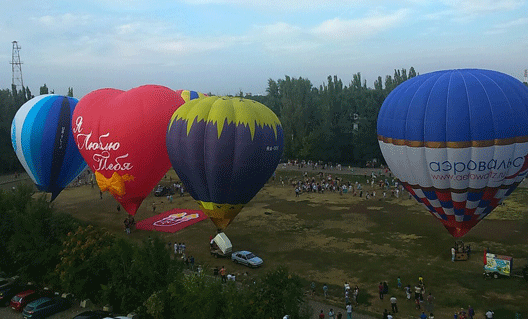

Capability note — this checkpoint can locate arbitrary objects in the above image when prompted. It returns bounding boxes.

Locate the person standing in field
[220,266,227,283]
[390,295,398,313]
[426,293,435,313]
[346,303,352,319]
[405,284,411,300]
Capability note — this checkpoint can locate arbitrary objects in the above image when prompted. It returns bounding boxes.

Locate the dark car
[0,281,30,306]
[73,310,113,319]
[154,185,174,197]
[22,297,70,319]
[0,276,19,289]
[0,279,9,287]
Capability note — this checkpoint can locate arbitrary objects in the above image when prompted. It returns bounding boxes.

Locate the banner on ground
[136,208,207,233]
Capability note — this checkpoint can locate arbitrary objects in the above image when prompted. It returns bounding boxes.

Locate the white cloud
[486,17,528,34]
[441,0,524,15]
[251,22,319,55]
[32,13,92,29]
[116,23,141,35]
[180,0,366,10]
[421,9,454,21]
[156,36,236,54]
[311,9,410,41]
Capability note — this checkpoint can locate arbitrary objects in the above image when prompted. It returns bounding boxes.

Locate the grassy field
[5,167,528,318]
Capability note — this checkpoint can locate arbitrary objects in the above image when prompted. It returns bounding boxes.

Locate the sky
[1,0,527,98]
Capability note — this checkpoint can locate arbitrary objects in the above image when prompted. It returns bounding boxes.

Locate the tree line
[245,68,418,165]
[0,185,310,318]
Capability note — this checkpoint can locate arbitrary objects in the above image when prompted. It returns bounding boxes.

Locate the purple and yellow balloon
[166,96,284,230]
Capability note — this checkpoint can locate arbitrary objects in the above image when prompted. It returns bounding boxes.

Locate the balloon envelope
[11,95,87,200]
[377,69,528,237]
[166,96,284,230]
[72,86,201,215]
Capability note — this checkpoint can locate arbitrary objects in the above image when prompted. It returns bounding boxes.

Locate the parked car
[154,185,174,197]
[0,281,32,306]
[0,276,19,289]
[231,250,263,268]
[22,297,70,319]
[10,289,41,312]
[73,310,113,319]
[0,279,9,287]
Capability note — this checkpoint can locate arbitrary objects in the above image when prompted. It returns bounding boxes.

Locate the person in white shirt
[346,303,353,319]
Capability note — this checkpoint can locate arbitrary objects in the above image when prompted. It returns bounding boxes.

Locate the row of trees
[247,68,418,165]
[0,186,309,318]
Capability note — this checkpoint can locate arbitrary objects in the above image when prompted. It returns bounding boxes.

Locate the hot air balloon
[11,95,87,200]
[377,69,528,237]
[72,86,203,215]
[166,96,284,230]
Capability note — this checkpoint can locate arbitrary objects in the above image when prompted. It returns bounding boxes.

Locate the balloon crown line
[169,96,282,140]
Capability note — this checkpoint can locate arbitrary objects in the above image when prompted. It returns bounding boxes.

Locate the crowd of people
[285,165,407,201]
[309,274,500,319]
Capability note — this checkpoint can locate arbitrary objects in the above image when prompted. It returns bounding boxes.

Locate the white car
[231,251,263,268]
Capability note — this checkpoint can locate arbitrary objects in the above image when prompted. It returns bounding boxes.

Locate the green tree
[25,86,32,100]
[54,225,114,300]
[67,87,73,97]
[249,266,309,319]
[103,236,180,313]
[0,184,35,273]
[275,76,318,159]
[409,67,417,78]
[0,184,80,282]
[265,78,282,117]
[0,88,23,173]
[40,84,49,95]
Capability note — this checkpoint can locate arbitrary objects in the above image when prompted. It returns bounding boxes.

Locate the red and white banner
[136,208,208,233]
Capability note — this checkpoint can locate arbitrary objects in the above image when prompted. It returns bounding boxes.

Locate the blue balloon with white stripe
[377,69,528,237]
[11,95,87,200]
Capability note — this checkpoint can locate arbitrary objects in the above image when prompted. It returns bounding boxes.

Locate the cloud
[441,0,524,15]
[486,17,528,34]
[179,0,367,11]
[421,9,454,21]
[311,9,410,41]
[32,13,92,30]
[251,22,318,54]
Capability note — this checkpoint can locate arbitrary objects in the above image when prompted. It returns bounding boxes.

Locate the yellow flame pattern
[169,96,282,140]
[197,201,245,230]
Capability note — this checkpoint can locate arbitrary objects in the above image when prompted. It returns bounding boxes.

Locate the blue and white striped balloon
[377,69,528,237]
[11,95,87,200]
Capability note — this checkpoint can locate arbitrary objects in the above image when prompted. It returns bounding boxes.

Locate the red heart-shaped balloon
[72,85,186,215]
